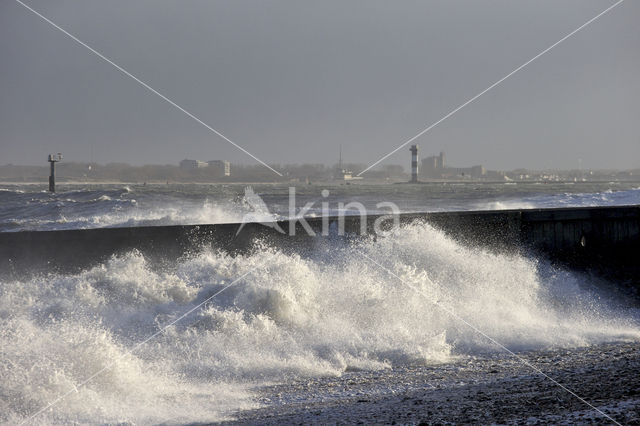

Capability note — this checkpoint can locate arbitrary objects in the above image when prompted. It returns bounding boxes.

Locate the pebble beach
[228,342,640,425]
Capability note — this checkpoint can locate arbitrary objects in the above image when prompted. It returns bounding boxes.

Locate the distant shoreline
[2,179,640,187]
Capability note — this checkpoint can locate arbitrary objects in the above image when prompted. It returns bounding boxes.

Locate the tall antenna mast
[339,144,342,171]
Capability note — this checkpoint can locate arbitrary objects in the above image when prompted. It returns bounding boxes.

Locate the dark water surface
[1,181,639,232]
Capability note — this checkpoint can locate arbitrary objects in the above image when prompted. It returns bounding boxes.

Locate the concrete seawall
[1,205,638,282]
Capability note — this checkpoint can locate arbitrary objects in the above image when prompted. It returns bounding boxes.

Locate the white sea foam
[477,200,538,210]
[1,222,638,424]
[476,187,640,211]
[0,188,25,193]
[3,199,259,231]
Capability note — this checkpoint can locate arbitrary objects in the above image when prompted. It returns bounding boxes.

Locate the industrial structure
[419,151,485,179]
[422,151,446,172]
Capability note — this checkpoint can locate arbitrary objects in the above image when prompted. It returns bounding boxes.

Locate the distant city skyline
[1,0,639,170]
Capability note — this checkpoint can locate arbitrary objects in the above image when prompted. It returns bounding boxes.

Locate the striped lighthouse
[410,144,419,183]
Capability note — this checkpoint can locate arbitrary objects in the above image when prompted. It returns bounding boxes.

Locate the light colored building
[207,160,231,177]
[180,159,208,169]
[179,159,230,177]
[336,169,363,181]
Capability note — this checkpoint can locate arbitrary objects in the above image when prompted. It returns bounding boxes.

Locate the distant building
[179,159,230,177]
[207,160,231,177]
[420,151,485,179]
[338,169,363,181]
[442,165,485,178]
[421,152,445,178]
[180,159,208,169]
[423,155,437,170]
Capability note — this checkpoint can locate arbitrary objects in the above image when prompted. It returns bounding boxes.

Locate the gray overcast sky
[0,0,638,171]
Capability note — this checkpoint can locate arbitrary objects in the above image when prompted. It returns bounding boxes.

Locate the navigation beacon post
[48,153,63,192]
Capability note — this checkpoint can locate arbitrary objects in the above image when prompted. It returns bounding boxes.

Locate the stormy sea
[1,182,640,424]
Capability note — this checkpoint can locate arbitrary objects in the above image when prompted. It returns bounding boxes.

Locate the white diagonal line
[20,265,261,425]
[358,0,625,176]
[356,250,620,425]
[13,0,283,177]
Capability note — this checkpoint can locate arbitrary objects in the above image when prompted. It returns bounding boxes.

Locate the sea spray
[1,222,638,424]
